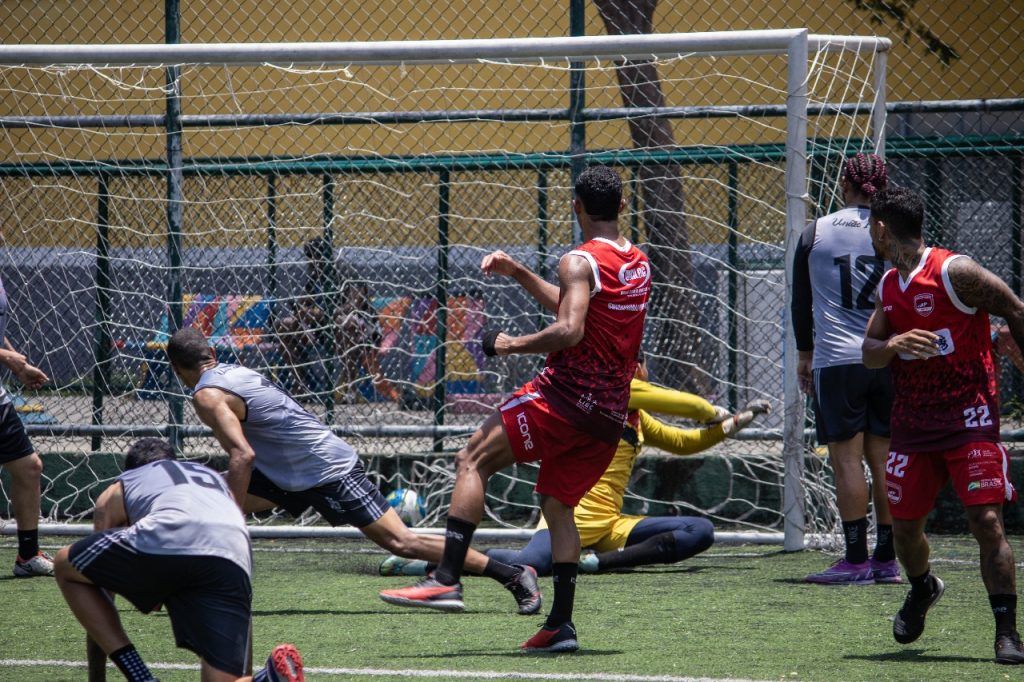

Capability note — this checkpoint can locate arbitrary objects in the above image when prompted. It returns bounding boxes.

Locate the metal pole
[925,158,943,245]
[266,174,279,316]
[630,166,641,244]
[537,169,550,332]
[433,169,450,452]
[782,31,809,552]
[322,173,336,424]
[726,162,739,413]
[165,0,184,451]
[91,174,112,452]
[871,49,888,155]
[568,0,586,244]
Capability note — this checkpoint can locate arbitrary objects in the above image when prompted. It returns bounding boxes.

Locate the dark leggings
[486,515,715,577]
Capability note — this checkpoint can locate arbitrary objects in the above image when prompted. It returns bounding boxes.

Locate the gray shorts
[248,460,390,528]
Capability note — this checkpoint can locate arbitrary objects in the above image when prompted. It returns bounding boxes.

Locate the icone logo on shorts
[516,412,534,451]
[618,260,651,287]
[914,293,935,317]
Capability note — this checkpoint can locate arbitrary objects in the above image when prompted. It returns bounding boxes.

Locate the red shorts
[885,441,1017,520]
[499,381,618,507]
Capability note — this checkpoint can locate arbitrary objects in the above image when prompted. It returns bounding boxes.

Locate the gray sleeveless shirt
[118,459,252,575]
[195,364,358,491]
[797,206,886,369]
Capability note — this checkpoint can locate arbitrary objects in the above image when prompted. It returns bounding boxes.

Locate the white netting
[0,33,886,546]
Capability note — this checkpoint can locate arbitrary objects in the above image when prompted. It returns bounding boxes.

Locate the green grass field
[0,535,1019,682]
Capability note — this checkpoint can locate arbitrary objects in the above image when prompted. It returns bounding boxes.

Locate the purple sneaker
[804,558,874,585]
[870,558,903,584]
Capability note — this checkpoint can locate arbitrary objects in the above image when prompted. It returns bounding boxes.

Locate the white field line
[0,659,777,682]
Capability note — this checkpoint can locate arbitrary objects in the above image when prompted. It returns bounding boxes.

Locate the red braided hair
[843,152,888,197]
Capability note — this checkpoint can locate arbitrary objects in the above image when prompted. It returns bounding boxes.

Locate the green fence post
[91,174,111,452]
[630,166,641,244]
[1012,157,1022,398]
[266,174,279,315]
[322,173,336,424]
[537,169,550,331]
[165,0,184,451]
[727,161,739,412]
[434,169,450,452]
[568,0,586,244]
[924,157,944,245]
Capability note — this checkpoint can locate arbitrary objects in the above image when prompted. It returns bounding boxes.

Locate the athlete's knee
[53,546,75,582]
[5,452,42,484]
[967,506,1005,543]
[690,518,715,554]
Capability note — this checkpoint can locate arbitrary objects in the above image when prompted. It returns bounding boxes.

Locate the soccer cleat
[995,631,1024,665]
[870,558,903,584]
[521,621,579,653]
[13,551,54,578]
[265,644,305,682]
[892,575,944,644]
[378,555,428,577]
[379,574,465,612]
[804,558,874,585]
[504,565,542,615]
[578,550,600,574]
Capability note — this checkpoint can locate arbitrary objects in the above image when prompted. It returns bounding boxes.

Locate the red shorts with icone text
[885,441,1017,520]
[499,381,618,507]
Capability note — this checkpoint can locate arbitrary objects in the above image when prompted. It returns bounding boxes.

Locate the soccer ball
[386,488,427,526]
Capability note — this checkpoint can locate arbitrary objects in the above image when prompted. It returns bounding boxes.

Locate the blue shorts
[812,363,893,444]
[247,460,390,528]
[69,530,252,676]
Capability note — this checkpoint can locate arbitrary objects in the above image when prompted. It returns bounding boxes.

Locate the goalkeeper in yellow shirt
[381,353,770,576]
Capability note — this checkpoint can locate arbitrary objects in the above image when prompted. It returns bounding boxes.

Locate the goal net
[0,30,888,548]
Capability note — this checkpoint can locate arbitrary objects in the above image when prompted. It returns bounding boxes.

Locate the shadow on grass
[389,648,624,659]
[844,649,991,664]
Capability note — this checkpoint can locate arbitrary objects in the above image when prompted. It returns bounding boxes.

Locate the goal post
[0,30,890,551]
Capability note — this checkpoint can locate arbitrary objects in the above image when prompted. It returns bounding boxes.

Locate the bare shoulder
[947,254,1021,314]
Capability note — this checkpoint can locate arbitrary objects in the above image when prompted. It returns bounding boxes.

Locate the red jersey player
[863,186,1024,665]
[380,165,651,653]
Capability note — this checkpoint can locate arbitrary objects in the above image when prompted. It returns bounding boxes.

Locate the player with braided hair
[792,152,900,584]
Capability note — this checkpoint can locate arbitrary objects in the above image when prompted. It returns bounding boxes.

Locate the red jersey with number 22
[878,247,999,452]
[532,237,651,445]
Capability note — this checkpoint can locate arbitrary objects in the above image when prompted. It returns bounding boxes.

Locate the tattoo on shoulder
[947,256,1018,314]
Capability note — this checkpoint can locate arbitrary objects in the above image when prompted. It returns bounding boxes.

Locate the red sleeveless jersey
[533,237,651,444]
[879,247,1000,452]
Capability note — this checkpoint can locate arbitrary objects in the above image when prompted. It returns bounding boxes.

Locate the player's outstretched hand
[481,250,520,277]
[723,399,772,437]
[16,363,48,390]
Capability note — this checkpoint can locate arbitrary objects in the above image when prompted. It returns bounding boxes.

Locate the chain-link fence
[0,2,1021,538]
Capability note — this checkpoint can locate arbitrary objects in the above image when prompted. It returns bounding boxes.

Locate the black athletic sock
[433,516,476,586]
[873,523,895,563]
[482,557,520,584]
[545,562,578,628]
[842,517,869,564]
[16,529,39,561]
[596,532,677,571]
[110,645,154,682]
[990,594,1018,636]
[908,569,934,602]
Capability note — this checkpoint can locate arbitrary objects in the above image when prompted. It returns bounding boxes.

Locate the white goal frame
[0,29,890,551]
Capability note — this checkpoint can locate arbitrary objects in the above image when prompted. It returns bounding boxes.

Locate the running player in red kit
[380,165,650,653]
[862,186,1024,664]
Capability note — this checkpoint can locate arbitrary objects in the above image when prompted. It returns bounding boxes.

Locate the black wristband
[482,329,502,357]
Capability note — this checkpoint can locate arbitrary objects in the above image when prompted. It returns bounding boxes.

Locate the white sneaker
[13,551,54,577]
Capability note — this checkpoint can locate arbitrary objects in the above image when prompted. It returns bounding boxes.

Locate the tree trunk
[593,0,707,393]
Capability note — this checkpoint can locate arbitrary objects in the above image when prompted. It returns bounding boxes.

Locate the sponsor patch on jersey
[913,293,935,317]
[618,259,651,288]
[897,327,955,361]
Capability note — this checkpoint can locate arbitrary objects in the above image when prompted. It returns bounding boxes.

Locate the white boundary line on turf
[0,659,775,682]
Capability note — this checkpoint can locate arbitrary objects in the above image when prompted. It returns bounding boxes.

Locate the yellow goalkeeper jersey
[537,379,729,550]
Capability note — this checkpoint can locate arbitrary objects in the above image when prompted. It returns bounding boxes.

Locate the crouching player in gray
[54,438,305,682]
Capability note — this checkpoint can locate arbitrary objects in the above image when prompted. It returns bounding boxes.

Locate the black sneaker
[893,575,944,644]
[995,631,1024,665]
[505,565,542,615]
[521,621,579,653]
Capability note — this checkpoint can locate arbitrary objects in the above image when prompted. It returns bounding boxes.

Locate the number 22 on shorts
[886,452,909,478]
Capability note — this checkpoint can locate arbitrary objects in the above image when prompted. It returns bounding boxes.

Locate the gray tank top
[807,206,886,368]
[195,364,358,491]
[118,460,252,575]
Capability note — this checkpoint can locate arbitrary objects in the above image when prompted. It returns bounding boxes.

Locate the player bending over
[166,328,539,616]
[54,438,304,682]
[863,186,1024,664]
[380,165,650,653]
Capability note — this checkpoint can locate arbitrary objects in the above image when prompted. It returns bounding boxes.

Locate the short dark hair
[575,165,623,221]
[124,438,176,470]
[167,327,212,371]
[870,186,924,242]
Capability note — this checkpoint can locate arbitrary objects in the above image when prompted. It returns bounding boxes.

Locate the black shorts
[812,363,893,444]
[0,401,34,465]
[69,530,252,677]
[247,460,390,528]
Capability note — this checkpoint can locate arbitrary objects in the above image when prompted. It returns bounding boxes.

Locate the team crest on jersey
[618,259,651,288]
[913,293,935,317]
